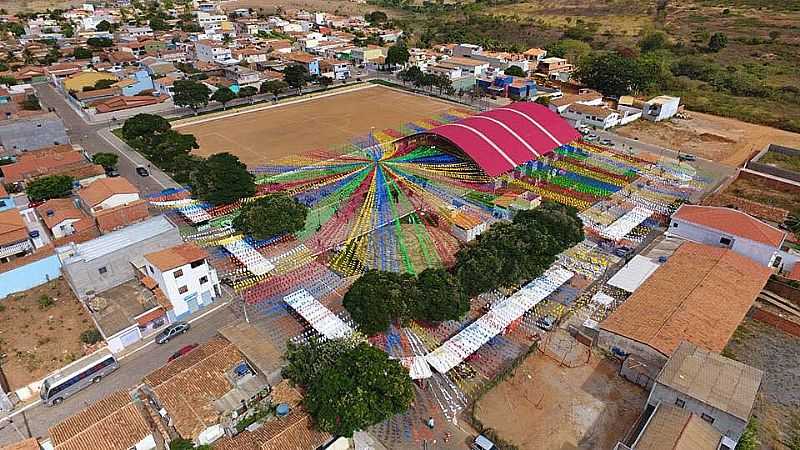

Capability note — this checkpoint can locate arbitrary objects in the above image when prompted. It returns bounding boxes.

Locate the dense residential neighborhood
[0,0,799,450]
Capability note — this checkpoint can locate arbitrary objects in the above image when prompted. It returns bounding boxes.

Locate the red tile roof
[213,409,331,450]
[95,200,151,232]
[78,177,140,208]
[0,209,28,247]
[144,242,208,272]
[600,242,771,356]
[1,145,85,183]
[788,264,800,281]
[673,205,786,247]
[35,198,89,229]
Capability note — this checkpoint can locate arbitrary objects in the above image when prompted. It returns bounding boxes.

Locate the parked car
[535,315,557,332]
[136,166,149,177]
[599,138,614,146]
[105,167,120,177]
[168,343,199,362]
[614,246,634,257]
[155,322,190,344]
[678,153,696,162]
[585,133,598,141]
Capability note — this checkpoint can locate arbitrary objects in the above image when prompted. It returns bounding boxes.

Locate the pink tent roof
[426,102,579,176]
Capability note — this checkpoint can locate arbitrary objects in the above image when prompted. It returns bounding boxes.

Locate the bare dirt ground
[616,111,800,167]
[0,0,77,12]
[0,278,98,390]
[177,85,458,166]
[474,351,647,449]
[723,176,798,212]
[725,316,800,449]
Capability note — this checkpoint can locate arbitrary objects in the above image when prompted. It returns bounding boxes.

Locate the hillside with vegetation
[377,0,800,132]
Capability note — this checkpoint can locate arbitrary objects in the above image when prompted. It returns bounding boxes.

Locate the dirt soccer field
[177,85,459,166]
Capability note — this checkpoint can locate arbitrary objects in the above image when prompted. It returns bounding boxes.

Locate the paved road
[0,302,240,446]
[34,83,180,196]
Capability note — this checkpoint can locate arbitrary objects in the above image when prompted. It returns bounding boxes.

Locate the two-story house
[143,242,221,320]
[194,39,233,63]
[0,209,33,263]
[78,177,141,215]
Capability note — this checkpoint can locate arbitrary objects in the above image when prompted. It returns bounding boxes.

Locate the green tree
[638,31,669,53]
[398,65,423,85]
[91,152,119,168]
[366,10,388,24]
[191,152,255,205]
[545,39,592,66]
[147,130,198,168]
[211,86,236,109]
[237,85,258,102]
[260,79,289,98]
[21,95,41,111]
[122,113,171,143]
[283,64,308,94]
[61,23,74,38]
[318,76,334,88]
[173,79,211,113]
[87,37,113,48]
[576,51,668,96]
[26,175,74,201]
[232,194,308,240]
[785,209,800,236]
[735,418,759,450]
[708,32,728,52]
[73,47,92,59]
[343,270,413,335]
[412,268,468,322]
[95,20,112,32]
[80,328,102,345]
[168,439,194,450]
[385,43,410,67]
[149,16,169,31]
[283,338,414,438]
[0,76,17,86]
[504,65,526,77]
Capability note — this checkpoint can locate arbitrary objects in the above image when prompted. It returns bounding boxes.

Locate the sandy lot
[725,316,800,449]
[0,278,98,390]
[475,351,646,449]
[616,110,800,167]
[177,85,458,166]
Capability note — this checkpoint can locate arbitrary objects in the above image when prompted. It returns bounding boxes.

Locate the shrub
[38,295,54,309]
[80,329,102,345]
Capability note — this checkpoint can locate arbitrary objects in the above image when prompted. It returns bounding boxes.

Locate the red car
[168,343,198,362]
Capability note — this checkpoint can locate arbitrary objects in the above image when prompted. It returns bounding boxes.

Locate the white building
[642,95,680,122]
[78,177,141,215]
[669,205,787,267]
[194,39,233,63]
[563,103,621,130]
[196,11,228,28]
[143,242,221,320]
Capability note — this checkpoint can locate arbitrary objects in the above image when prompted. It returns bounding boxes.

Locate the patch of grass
[759,151,800,172]
[38,295,54,309]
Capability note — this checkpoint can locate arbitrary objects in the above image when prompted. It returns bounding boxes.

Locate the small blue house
[121,70,155,96]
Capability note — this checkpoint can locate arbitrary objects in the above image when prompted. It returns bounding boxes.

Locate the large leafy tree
[173,79,211,113]
[121,113,171,143]
[232,194,308,240]
[385,43,410,67]
[412,268,469,322]
[86,37,113,48]
[95,20,112,32]
[343,270,413,335]
[260,79,289,98]
[283,64,308,93]
[283,338,414,438]
[237,85,258,102]
[504,65,526,77]
[26,175,74,201]
[211,86,236,109]
[576,50,669,96]
[72,46,92,59]
[191,152,255,205]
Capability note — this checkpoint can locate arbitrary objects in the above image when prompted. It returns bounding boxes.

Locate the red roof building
[420,102,580,176]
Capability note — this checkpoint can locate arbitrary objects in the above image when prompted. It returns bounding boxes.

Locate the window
[190,259,205,269]
[148,266,154,274]
[675,398,685,408]
[672,222,678,228]
[200,276,208,284]
[719,237,733,247]
[700,413,715,424]
[178,285,188,294]
[174,269,183,278]
[98,266,107,274]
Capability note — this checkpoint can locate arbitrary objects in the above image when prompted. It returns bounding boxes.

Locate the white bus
[40,349,119,406]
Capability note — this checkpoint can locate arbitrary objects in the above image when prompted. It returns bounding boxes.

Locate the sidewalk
[96,128,182,192]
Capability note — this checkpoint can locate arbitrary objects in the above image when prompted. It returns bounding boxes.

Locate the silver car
[155,322,190,344]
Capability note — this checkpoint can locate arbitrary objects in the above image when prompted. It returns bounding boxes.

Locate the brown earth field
[616,110,800,167]
[474,351,647,449]
[0,278,98,390]
[176,85,460,166]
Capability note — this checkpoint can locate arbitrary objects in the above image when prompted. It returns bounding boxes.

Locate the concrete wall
[668,219,779,267]
[60,228,182,300]
[597,330,669,371]
[747,144,800,183]
[93,193,141,213]
[648,383,747,441]
[0,254,61,299]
